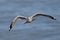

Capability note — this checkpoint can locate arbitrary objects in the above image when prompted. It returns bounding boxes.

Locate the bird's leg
[24,21,31,24]
[53,18,56,20]
[24,21,28,24]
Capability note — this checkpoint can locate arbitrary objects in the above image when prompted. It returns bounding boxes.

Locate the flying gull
[9,13,56,31]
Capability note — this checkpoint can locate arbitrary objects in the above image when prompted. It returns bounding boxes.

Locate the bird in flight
[9,13,56,31]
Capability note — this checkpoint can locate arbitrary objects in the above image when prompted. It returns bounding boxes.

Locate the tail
[24,21,31,24]
[24,22,28,24]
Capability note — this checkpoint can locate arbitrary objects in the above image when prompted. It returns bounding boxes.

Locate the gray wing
[9,16,27,31]
[31,13,56,20]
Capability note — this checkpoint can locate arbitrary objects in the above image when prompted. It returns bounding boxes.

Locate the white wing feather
[30,13,56,20]
[9,16,27,31]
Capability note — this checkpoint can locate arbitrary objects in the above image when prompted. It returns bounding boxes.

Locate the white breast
[28,17,32,22]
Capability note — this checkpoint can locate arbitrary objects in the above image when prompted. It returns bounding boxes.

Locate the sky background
[0,0,60,40]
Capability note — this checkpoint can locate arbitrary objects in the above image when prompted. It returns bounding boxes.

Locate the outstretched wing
[9,16,27,31]
[31,13,56,20]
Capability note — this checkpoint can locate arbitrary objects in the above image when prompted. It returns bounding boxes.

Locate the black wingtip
[51,17,56,20]
[53,19,56,20]
[9,27,11,31]
[9,29,11,31]
[52,18,56,20]
[9,24,12,31]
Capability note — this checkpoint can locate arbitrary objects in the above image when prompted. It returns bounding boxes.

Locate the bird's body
[9,13,56,31]
[25,17,33,23]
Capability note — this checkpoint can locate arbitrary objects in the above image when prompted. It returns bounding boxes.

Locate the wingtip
[55,19,56,20]
[53,18,56,20]
[9,28,11,31]
[9,29,11,31]
[9,24,12,31]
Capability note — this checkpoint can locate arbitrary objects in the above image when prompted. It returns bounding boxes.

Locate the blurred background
[0,0,60,40]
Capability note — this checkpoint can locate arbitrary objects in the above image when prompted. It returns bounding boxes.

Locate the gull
[9,13,56,31]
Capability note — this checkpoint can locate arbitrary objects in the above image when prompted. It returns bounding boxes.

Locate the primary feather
[9,16,27,31]
[31,13,56,20]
